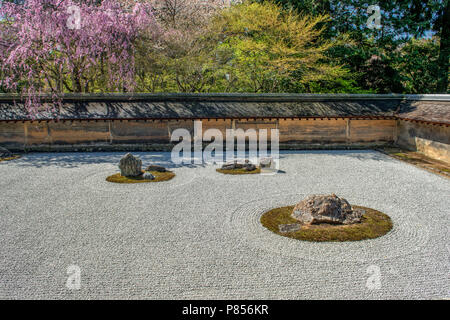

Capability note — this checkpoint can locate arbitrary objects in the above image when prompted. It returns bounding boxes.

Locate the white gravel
[0,150,449,299]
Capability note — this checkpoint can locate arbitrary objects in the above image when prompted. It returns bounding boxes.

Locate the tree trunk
[437,0,450,93]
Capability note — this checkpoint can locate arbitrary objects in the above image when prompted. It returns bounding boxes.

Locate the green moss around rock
[106,170,175,183]
[261,205,393,242]
[0,155,21,162]
[216,167,261,175]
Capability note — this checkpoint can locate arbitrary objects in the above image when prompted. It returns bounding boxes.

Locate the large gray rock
[119,153,142,177]
[0,146,12,158]
[292,194,363,225]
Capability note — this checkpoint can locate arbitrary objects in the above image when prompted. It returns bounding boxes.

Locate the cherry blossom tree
[150,0,239,28]
[132,0,241,92]
[0,0,158,114]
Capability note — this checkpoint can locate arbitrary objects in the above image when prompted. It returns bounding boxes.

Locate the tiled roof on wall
[0,94,448,124]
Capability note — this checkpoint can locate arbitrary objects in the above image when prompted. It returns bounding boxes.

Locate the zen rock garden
[261,193,393,242]
[106,153,175,183]
[0,150,448,299]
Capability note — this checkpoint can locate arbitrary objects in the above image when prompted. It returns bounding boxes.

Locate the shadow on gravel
[4,149,395,168]
[278,149,396,162]
[5,152,204,169]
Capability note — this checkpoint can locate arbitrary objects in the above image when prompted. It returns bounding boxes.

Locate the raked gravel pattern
[0,150,449,299]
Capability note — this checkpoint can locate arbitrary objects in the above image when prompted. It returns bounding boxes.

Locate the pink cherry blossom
[0,0,158,115]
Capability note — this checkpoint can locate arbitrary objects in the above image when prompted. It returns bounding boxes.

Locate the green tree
[394,38,441,93]
[209,1,356,93]
[436,0,449,92]
[264,0,448,93]
[134,0,228,92]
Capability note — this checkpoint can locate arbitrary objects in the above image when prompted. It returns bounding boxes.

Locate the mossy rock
[261,205,393,242]
[216,167,261,175]
[106,170,175,183]
[0,155,21,162]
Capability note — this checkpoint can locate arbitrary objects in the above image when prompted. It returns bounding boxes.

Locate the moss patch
[379,147,449,178]
[216,167,261,175]
[0,155,21,162]
[261,205,393,242]
[106,170,175,183]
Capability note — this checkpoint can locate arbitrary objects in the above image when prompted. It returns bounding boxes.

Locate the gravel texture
[0,150,448,299]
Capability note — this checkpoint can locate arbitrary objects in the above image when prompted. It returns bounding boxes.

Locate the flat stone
[142,172,155,180]
[145,165,167,172]
[221,160,257,171]
[279,223,301,233]
[221,161,244,170]
[244,164,257,171]
[221,164,235,170]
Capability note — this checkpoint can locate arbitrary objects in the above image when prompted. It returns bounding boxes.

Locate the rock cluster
[221,160,257,171]
[119,153,142,177]
[118,153,169,178]
[292,194,363,225]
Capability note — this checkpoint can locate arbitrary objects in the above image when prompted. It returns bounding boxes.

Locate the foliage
[0,0,158,113]
[208,1,356,93]
[394,38,441,93]
[0,0,448,108]
[134,0,234,92]
[267,0,449,93]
